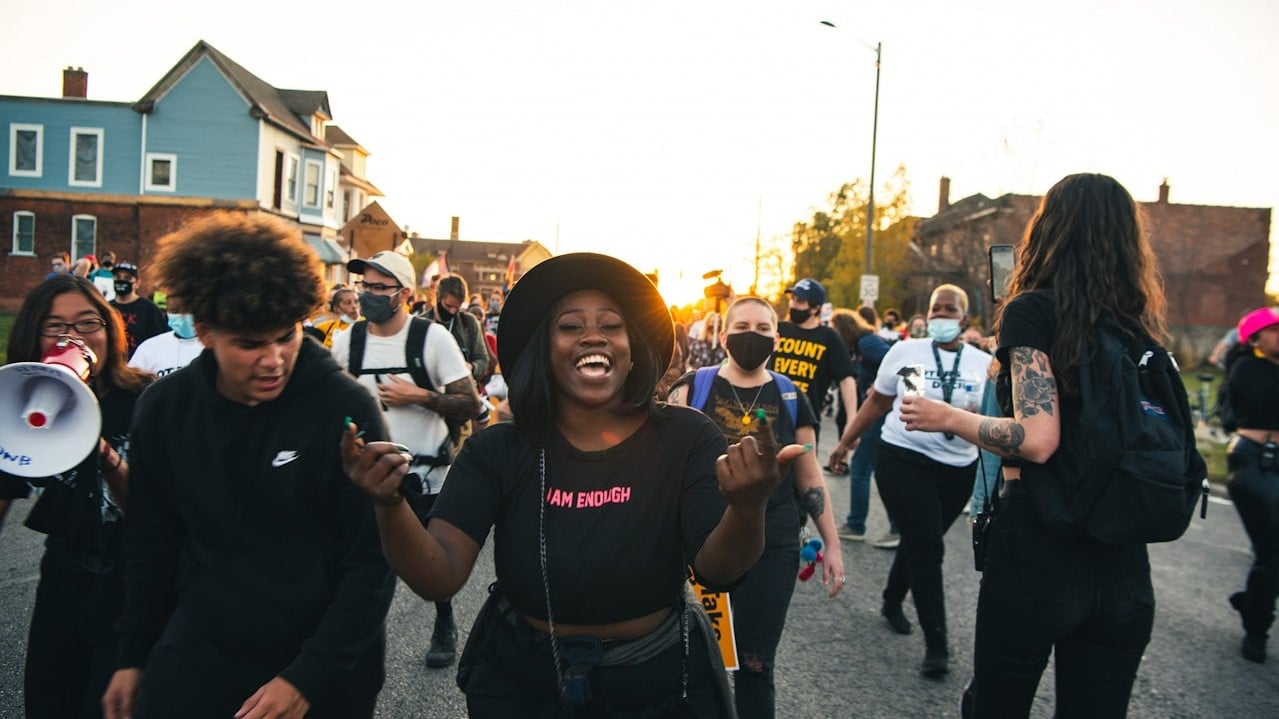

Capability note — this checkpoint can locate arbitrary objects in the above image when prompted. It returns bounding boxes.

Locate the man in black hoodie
[102,213,396,719]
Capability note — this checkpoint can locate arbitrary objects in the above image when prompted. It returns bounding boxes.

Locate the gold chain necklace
[728,381,767,425]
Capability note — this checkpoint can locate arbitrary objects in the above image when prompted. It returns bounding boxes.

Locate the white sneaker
[872,531,900,549]
[837,525,867,541]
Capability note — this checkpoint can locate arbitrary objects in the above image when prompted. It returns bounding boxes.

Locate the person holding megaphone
[0,274,153,718]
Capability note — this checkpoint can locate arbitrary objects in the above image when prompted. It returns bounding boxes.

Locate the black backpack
[347,318,465,446]
[1021,321,1208,546]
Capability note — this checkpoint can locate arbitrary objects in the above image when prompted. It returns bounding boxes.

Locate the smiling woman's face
[549,289,632,410]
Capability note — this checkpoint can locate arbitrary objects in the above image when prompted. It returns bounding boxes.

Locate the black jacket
[116,339,395,702]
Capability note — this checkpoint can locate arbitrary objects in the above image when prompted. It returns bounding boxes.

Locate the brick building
[911,177,1272,360]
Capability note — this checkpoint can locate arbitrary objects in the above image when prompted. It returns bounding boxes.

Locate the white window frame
[325,168,337,209]
[12,211,35,255]
[71,214,97,260]
[68,127,104,187]
[303,159,322,208]
[144,152,177,192]
[286,153,300,204]
[9,123,43,177]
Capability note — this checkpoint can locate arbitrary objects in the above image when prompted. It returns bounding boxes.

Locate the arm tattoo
[428,377,482,420]
[978,418,1025,457]
[1010,347,1056,419]
[800,487,825,521]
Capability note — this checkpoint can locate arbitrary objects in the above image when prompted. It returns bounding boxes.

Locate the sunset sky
[3,0,1275,305]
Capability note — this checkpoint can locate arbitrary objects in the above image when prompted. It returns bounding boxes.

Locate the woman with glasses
[0,274,153,718]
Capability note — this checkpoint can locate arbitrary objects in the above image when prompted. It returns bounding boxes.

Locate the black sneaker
[1242,633,1267,663]
[881,603,913,635]
[921,647,950,678]
[425,616,458,668]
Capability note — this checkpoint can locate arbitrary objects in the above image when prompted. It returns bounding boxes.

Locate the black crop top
[1226,354,1279,431]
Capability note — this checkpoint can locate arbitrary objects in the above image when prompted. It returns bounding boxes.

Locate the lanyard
[931,341,963,439]
[930,341,964,405]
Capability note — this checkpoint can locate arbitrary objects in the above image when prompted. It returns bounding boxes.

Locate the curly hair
[7,275,152,396]
[150,212,325,332]
[997,173,1167,396]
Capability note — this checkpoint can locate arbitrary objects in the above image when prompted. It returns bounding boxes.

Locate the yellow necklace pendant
[741,414,752,425]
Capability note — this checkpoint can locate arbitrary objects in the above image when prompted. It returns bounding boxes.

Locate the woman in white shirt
[829,283,992,678]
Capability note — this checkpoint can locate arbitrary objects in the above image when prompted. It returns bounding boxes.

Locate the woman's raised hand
[340,421,411,507]
[715,411,809,509]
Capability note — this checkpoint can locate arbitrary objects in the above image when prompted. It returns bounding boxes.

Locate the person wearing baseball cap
[772,278,858,448]
[1224,306,1279,663]
[335,250,481,670]
[109,260,168,358]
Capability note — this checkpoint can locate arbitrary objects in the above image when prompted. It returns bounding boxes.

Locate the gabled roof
[325,125,366,153]
[134,40,323,143]
[408,238,550,263]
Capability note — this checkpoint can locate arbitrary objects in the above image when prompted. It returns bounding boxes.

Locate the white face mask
[927,318,962,343]
[341,314,358,324]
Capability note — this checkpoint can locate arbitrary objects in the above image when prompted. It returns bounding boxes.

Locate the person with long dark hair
[1224,306,1279,663]
[0,274,152,718]
[899,173,1170,716]
[343,253,806,717]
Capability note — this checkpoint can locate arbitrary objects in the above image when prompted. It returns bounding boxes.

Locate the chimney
[62,66,88,98]
[450,216,460,241]
[938,176,951,213]
[1157,178,1170,204]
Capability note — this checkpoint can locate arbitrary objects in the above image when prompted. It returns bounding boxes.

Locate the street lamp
[820,21,880,276]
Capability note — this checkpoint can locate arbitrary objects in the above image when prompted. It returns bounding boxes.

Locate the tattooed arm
[899,346,1060,463]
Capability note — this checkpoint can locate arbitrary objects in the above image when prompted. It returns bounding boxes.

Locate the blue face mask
[168,313,197,339]
[927,318,962,344]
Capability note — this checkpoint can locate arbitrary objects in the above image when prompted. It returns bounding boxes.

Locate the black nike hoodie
[116,338,395,704]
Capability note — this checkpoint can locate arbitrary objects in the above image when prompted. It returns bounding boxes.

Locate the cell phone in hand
[988,244,1014,304]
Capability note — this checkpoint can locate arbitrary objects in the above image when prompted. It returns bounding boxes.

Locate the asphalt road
[2,412,1276,718]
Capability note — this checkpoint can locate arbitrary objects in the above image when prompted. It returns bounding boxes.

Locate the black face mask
[114,280,135,296]
[725,331,775,372]
[359,292,399,324]
[435,302,456,322]
[788,307,815,325]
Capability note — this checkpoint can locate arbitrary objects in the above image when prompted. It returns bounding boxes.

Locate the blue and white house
[1,40,383,306]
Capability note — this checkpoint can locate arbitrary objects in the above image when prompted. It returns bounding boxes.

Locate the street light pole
[866,41,880,274]
[820,22,880,275]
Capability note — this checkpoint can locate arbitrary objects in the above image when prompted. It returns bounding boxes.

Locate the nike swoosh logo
[271,451,300,468]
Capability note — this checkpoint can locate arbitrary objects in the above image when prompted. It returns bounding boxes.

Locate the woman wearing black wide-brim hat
[344,253,808,717]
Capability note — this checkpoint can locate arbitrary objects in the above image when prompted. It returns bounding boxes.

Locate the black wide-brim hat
[497,252,673,377]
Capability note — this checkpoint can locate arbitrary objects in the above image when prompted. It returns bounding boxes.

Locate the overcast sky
[3,0,1275,304]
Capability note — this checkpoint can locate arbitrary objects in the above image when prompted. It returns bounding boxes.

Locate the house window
[9,124,42,177]
[72,214,96,259]
[145,153,177,191]
[12,211,35,255]
[325,169,337,209]
[68,127,104,187]
[304,160,321,207]
[342,190,352,222]
[287,155,300,203]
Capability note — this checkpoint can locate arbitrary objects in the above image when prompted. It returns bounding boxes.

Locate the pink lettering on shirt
[571,485,632,508]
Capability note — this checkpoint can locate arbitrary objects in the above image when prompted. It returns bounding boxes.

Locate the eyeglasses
[356,281,403,294]
[40,318,108,337]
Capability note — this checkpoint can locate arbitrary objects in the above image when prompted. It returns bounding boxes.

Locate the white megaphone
[0,336,102,478]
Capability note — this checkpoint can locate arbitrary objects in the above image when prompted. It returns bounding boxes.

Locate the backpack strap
[347,320,369,376]
[689,366,720,411]
[405,317,434,389]
[345,318,434,390]
[767,370,800,428]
